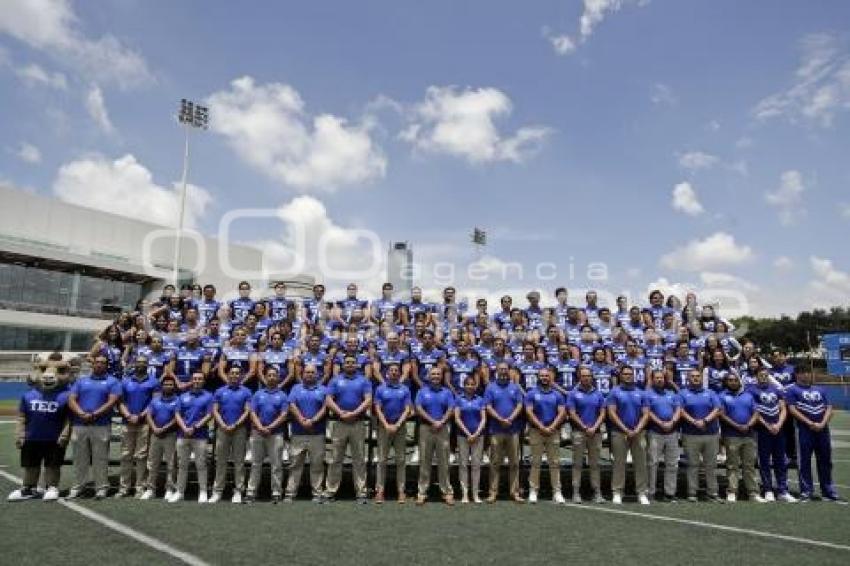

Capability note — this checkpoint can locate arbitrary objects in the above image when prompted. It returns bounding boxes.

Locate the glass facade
[0,325,94,351]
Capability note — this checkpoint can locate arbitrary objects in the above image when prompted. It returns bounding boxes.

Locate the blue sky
[1,1,849,314]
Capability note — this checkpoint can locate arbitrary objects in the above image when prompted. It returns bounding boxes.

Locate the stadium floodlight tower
[172,98,209,286]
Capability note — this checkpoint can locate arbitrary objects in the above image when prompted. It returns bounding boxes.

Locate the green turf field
[1,414,848,565]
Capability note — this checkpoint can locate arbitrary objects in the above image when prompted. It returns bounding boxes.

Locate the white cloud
[545,0,650,55]
[677,150,719,171]
[699,271,758,292]
[735,137,754,149]
[14,62,67,89]
[706,120,721,131]
[773,256,794,270]
[765,169,806,225]
[0,0,153,89]
[542,27,576,55]
[839,202,850,220]
[808,256,850,307]
[401,85,551,164]
[52,154,211,228]
[660,232,754,272]
[85,85,114,134]
[671,182,704,216]
[753,33,850,127]
[650,83,677,105]
[207,76,386,192]
[13,142,42,164]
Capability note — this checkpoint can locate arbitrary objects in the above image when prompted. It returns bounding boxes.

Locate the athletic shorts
[21,441,65,468]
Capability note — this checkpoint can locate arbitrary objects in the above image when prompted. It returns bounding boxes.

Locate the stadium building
[387,241,413,299]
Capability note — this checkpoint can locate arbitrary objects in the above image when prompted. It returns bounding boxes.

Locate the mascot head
[30,352,73,391]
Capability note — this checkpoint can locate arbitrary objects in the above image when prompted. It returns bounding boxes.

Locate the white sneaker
[164,489,175,501]
[639,494,650,505]
[140,489,154,501]
[7,488,35,502]
[198,491,208,504]
[528,489,538,504]
[572,493,582,504]
[43,487,60,501]
[764,491,776,502]
[726,493,737,503]
[612,492,622,505]
[778,492,797,503]
[231,491,242,504]
[168,492,184,503]
[553,492,566,505]
[208,492,221,504]
[752,494,767,503]
[473,495,483,504]
[94,489,108,500]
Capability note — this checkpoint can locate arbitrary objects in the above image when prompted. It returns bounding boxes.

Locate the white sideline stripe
[0,469,209,566]
[562,503,850,552]
[0,420,17,424]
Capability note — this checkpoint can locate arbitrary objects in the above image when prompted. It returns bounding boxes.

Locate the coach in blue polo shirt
[173,372,214,503]
[142,374,180,501]
[415,366,455,505]
[455,375,487,504]
[645,369,682,502]
[484,361,524,503]
[607,365,650,505]
[567,366,606,504]
[326,355,372,503]
[246,367,288,503]
[68,354,121,499]
[117,355,160,498]
[374,363,413,503]
[286,364,329,502]
[679,369,722,502]
[211,366,252,504]
[719,372,762,503]
[525,367,566,504]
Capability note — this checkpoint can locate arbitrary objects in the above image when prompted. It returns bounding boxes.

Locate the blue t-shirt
[644,387,681,433]
[148,393,180,429]
[415,385,455,422]
[455,394,485,436]
[70,373,122,426]
[606,385,647,431]
[566,386,606,429]
[484,380,524,435]
[720,389,756,437]
[20,388,69,442]
[748,383,784,427]
[679,387,721,435]
[178,389,214,439]
[328,373,372,412]
[251,387,289,433]
[375,382,412,423]
[516,360,546,391]
[525,386,565,427]
[214,384,252,426]
[175,346,206,383]
[785,384,830,423]
[121,375,160,419]
[448,357,479,391]
[770,363,796,387]
[289,383,328,435]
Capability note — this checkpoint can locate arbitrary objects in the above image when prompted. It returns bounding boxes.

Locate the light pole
[172,98,209,286]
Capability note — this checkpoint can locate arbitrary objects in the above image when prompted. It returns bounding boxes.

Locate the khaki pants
[418,425,451,497]
[683,434,719,497]
[529,428,561,492]
[72,425,110,492]
[376,424,407,494]
[326,420,367,498]
[119,423,150,491]
[610,430,648,496]
[147,432,177,492]
[571,429,601,494]
[176,437,208,494]
[457,435,483,496]
[648,431,679,497]
[286,434,325,498]
[724,435,758,496]
[213,426,249,495]
[247,432,284,497]
[489,433,520,497]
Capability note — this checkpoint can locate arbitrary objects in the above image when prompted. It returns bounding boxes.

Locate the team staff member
[117,355,160,498]
[326,355,372,503]
[173,372,214,503]
[455,375,486,504]
[607,365,650,505]
[374,363,413,503]
[286,364,329,503]
[246,367,289,503]
[415,367,455,505]
[679,369,722,502]
[141,374,180,501]
[567,366,606,504]
[211,367,252,503]
[525,367,566,504]
[485,361,525,503]
[645,369,682,502]
[750,367,796,502]
[719,373,762,503]
[68,355,121,499]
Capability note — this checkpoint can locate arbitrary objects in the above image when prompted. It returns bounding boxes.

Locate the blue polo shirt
[148,393,180,429]
[567,386,606,428]
[748,383,784,426]
[251,387,288,433]
[375,382,412,423]
[20,388,69,442]
[416,385,454,421]
[121,375,160,419]
[70,373,121,426]
[328,373,371,412]
[525,386,565,427]
[606,385,647,431]
[289,383,328,435]
[178,389,214,439]
[214,384,252,426]
[679,387,721,435]
[484,380,524,435]
[720,388,756,437]
[785,384,830,423]
[455,394,485,436]
[644,387,681,433]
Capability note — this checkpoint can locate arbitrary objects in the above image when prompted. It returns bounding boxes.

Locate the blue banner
[823,333,850,376]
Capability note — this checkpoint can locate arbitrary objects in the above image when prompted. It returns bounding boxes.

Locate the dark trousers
[782,418,797,462]
[798,426,836,498]
[756,429,788,495]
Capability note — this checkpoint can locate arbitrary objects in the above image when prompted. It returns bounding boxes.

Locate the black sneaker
[706,495,724,504]
[799,493,812,503]
[356,496,368,505]
[244,495,255,504]
[824,494,848,504]
[283,495,294,504]
[310,496,323,504]
[271,494,281,504]
[665,495,678,504]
